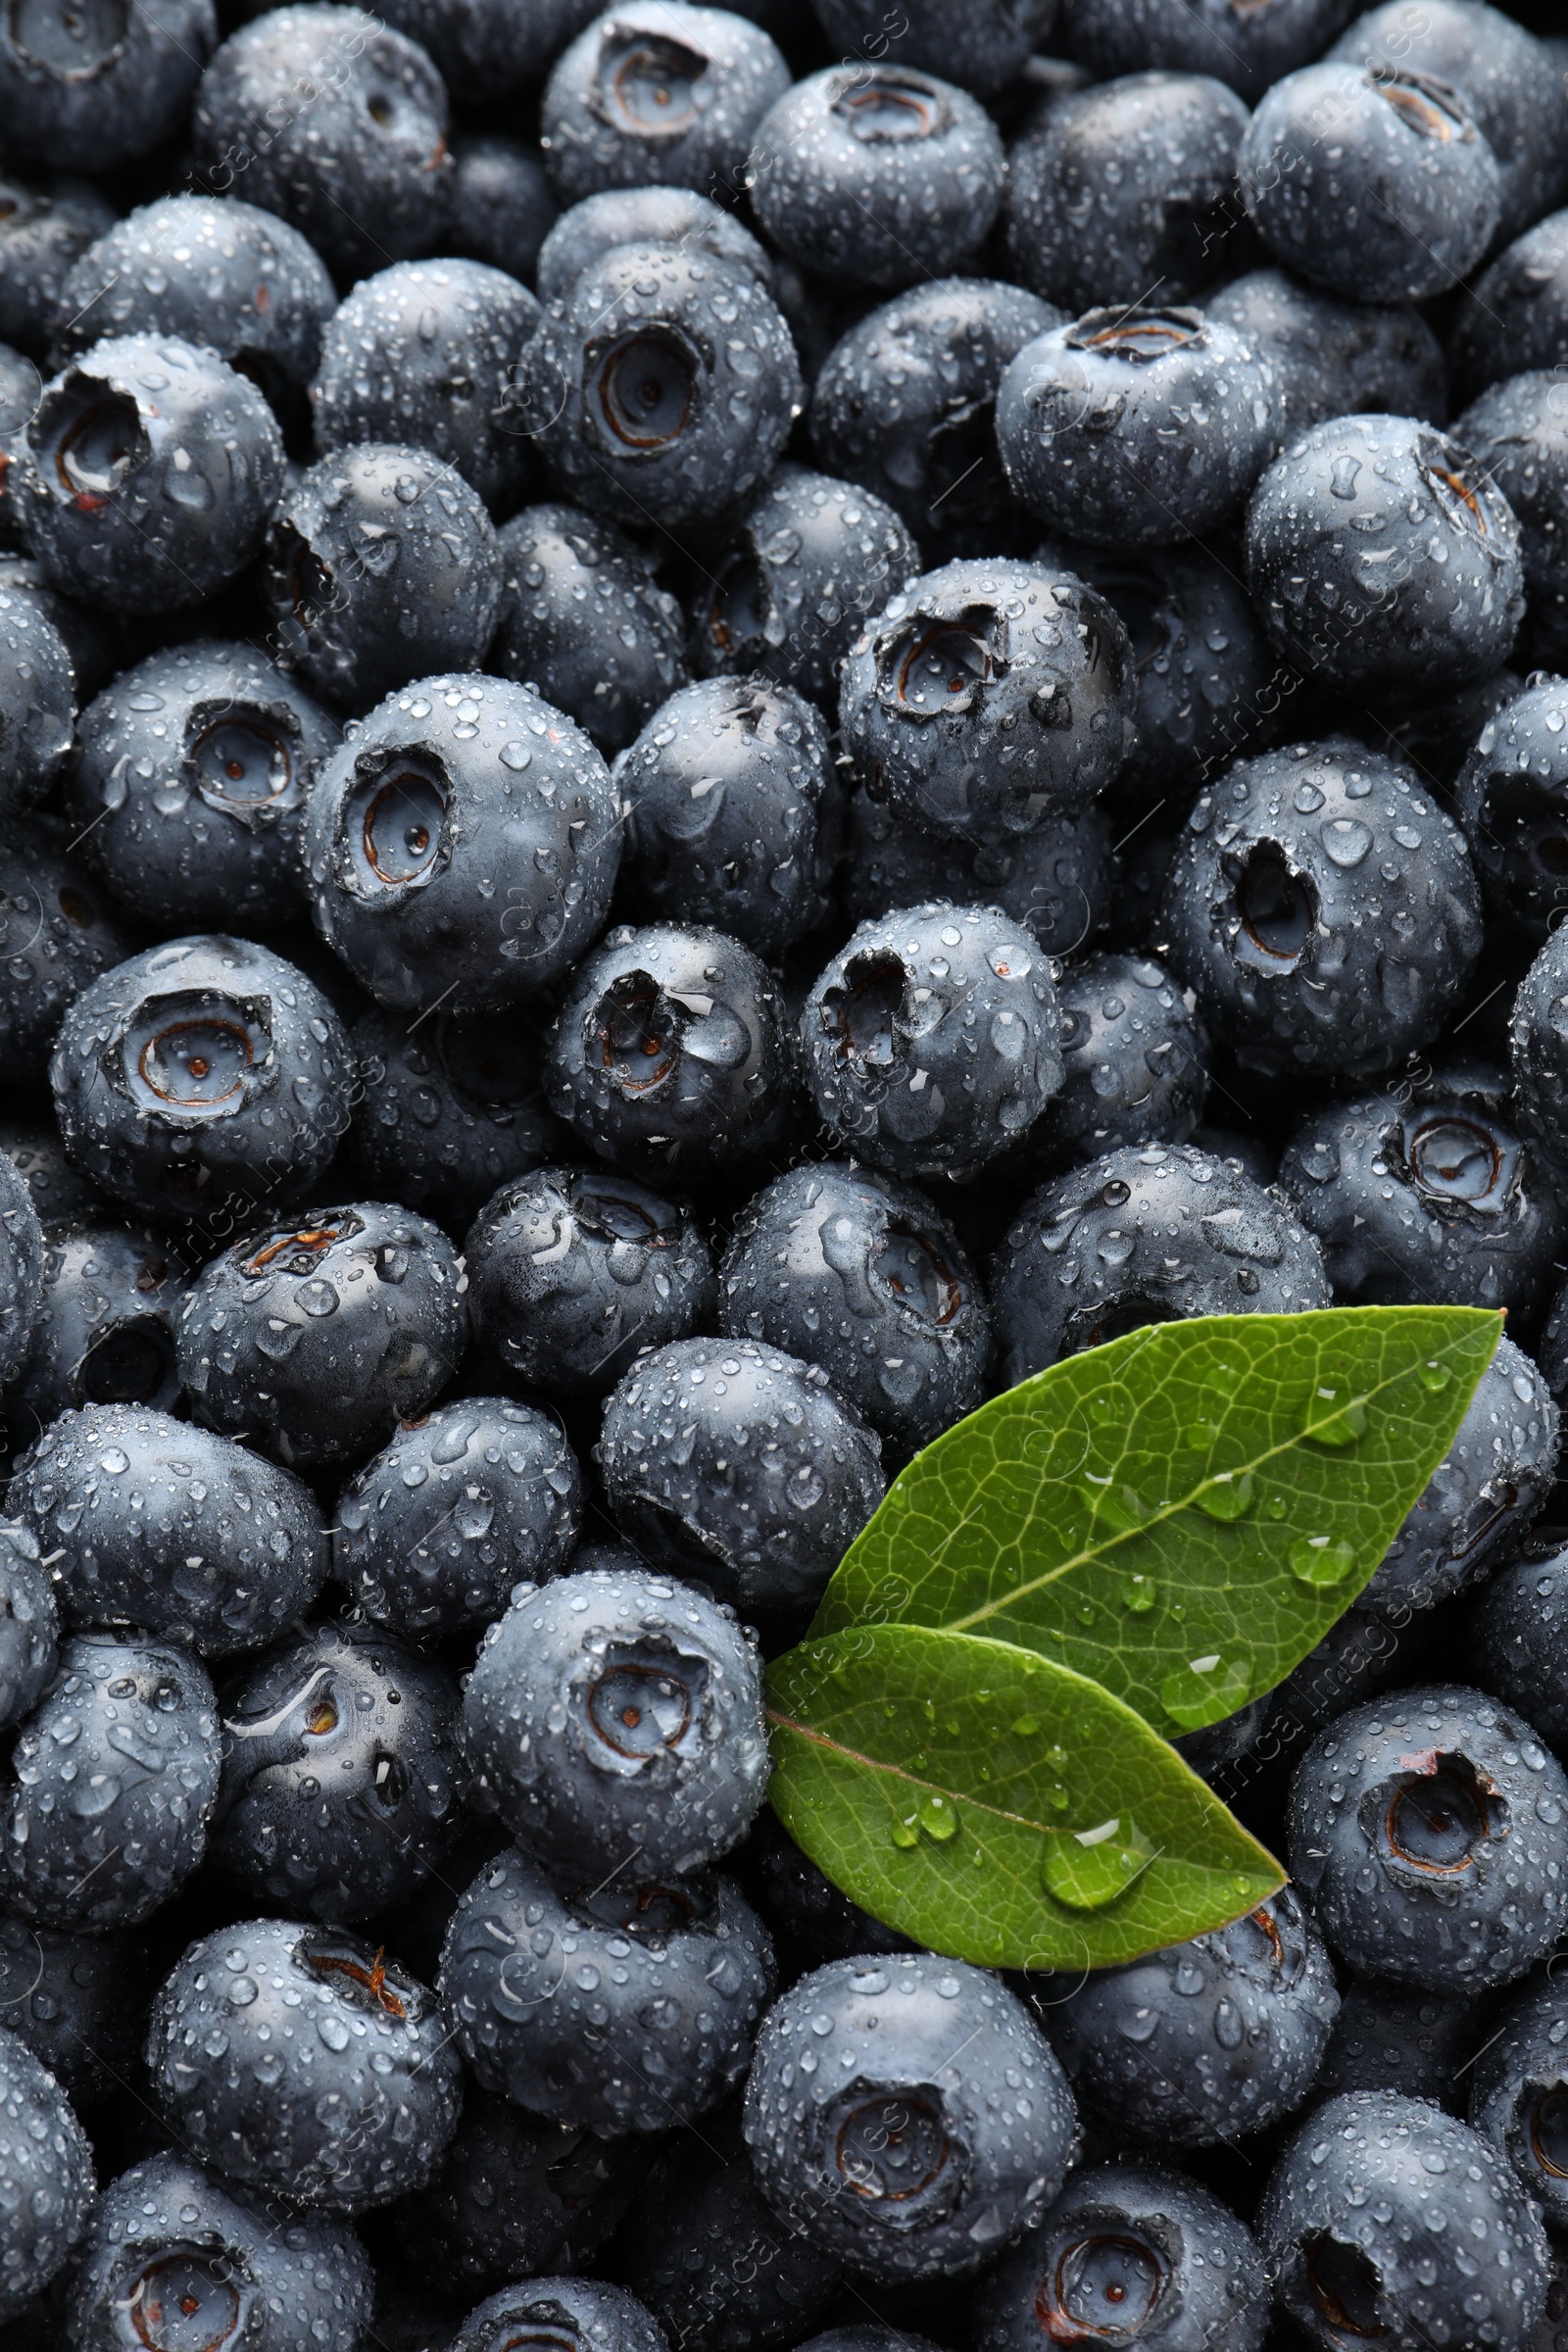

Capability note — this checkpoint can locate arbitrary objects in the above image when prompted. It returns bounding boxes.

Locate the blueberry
[448,132,559,281]
[1161,741,1484,1078]
[809,279,1061,561]
[0,1909,142,2109]
[192,7,453,284]
[743,1953,1078,2281]
[814,0,1048,97]
[1046,1889,1339,2147]
[175,1200,467,1470]
[1465,1964,1568,2231]
[1450,208,1568,406]
[303,673,619,1012]
[840,560,1137,837]
[489,502,689,755]
[1207,268,1447,448]
[1314,1977,1489,2112]
[0,1115,100,1228]
[0,822,127,1095]
[376,0,596,104]
[545,922,801,1176]
[0,548,121,704]
[1509,922,1568,1171]
[1454,381,1568,674]
[350,1004,567,1231]
[0,590,72,823]
[2,1630,219,1931]
[749,66,1004,294]
[68,640,340,933]
[997,306,1279,547]
[992,1141,1328,1378]
[0,167,114,363]
[465,1165,714,1400]
[66,2149,373,2352]
[541,2,788,208]
[535,185,774,310]
[0,1140,43,1394]
[743,1806,917,1964]
[801,903,1066,1178]
[1061,0,1363,105]
[715,1159,991,1457]
[50,935,355,1223]
[147,1916,463,2210]
[523,244,802,536]
[0,1525,56,1734]
[0,345,40,552]
[1472,1532,1568,1750]
[618,677,838,957]
[23,334,283,613]
[451,2278,667,2352]
[0,0,214,173]
[599,1339,883,1617]
[0,2027,92,2321]
[1289,1685,1568,1989]
[973,2162,1270,2352]
[1033,952,1207,1170]
[1239,65,1501,303]
[1258,2091,1549,2352]
[440,1843,775,2134]
[844,792,1114,961]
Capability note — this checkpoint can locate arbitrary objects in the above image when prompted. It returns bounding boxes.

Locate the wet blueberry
[351,1004,568,1232]
[0,0,214,173]
[1032,952,1207,1170]
[844,792,1115,961]
[489,502,689,755]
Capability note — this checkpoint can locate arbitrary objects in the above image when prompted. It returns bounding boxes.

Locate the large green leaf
[766,1624,1283,1970]
[811,1306,1501,1739]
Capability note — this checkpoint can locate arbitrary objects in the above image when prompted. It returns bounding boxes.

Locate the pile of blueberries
[11,0,1568,2347]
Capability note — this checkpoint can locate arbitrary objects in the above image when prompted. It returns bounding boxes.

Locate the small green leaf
[811,1306,1501,1739]
[766,1625,1283,1970]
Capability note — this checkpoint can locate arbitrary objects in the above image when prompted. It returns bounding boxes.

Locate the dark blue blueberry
[0,588,73,819]
[1510,922,1568,1171]
[1469,1967,1568,2230]
[489,502,689,755]
[191,7,453,284]
[744,1806,917,1965]
[0,1152,43,1394]
[448,132,558,282]
[1,1630,219,1931]
[440,1843,775,2134]
[0,0,214,173]
[1450,208,1568,406]
[545,923,800,1178]
[1207,268,1447,449]
[147,1915,463,2210]
[377,0,595,102]
[0,1909,142,2109]
[845,791,1114,961]
[1033,952,1207,1170]
[1289,1685,1568,1989]
[0,344,39,552]
[0,167,114,363]
[814,0,1048,97]
[49,934,355,1223]
[1258,2092,1548,2352]
[743,1953,1078,2281]
[1314,1977,1489,2112]
[541,2,788,207]
[0,2026,92,2321]
[801,903,1066,1178]
[0,549,119,704]
[618,677,838,957]
[1045,1889,1339,2147]
[598,1337,884,1618]
[451,2278,666,2352]
[535,185,774,311]
[0,1525,56,1734]
[992,1143,1329,1379]
[1455,380,1568,674]
[465,1165,714,1400]
[1161,742,1484,1078]
[1062,0,1362,105]
[303,673,619,1012]
[0,1116,101,1229]
[715,1159,991,1457]
[335,1395,582,1640]
[175,1200,467,1470]
[351,1004,568,1232]
[1472,1531,1568,1750]
[1240,65,1501,303]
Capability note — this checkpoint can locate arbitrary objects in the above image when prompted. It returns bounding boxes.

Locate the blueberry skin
[972,2162,1270,2352]
[1062,0,1359,106]
[535,186,774,311]
[377,0,597,103]
[0,822,128,1090]
[1314,1978,1487,2112]
[0,1525,56,1735]
[0,1116,101,1228]
[175,1200,467,1470]
[0,1149,43,1394]
[845,793,1114,961]
[352,1004,568,1233]
[1257,2091,1549,2352]
[0,589,74,816]
[22,334,283,613]
[2,1631,219,1932]
[1454,381,1568,675]
[1046,1889,1339,2149]
[8,1399,327,1652]
[0,0,214,173]
[0,1909,142,2110]
[743,1953,1078,2283]
[1473,1533,1568,1750]
[998,308,1279,548]
[65,2150,373,2352]
[524,244,802,537]
[463,1565,767,1882]
[1161,741,1484,1078]
[1469,1968,1568,2230]
[841,560,1137,837]
[448,132,559,281]
[1509,924,1568,1172]
[452,2278,667,2352]
[489,503,689,755]
[147,1917,462,2210]
[813,0,1048,98]
[49,935,355,1223]
[540,2,789,208]
[440,1844,776,2135]
[465,1165,715,1400]
[191,7,453,285]
[1033,953,1207,1170]
[1004,72,1252,315]
[311,260,541,515]
[992,1143,1330,1380]
[809,279,1061,561]
[304,673,619,1012]
[1289,1685,1568,1991]
[0,2028,92,2321]
[716,1160,991,1457]
[598,1338,884,1619]
[545,922,800,1177]
[1207,269,1447,450]
[749,66,1004,294]
[262,445,503,713]
[0,168,114,362]
[0,550,120,705]
[68,640,341,933]
[619,677,838,957]
[1240,65,1501,304]
[801,904,1066,1179]
[335,1396,582,1639]
[1450,210,1568,406]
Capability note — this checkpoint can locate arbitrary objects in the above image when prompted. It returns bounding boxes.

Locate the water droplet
[890,1817,918,1849]
[1043,1815,1153,1909]
[1195,1471,1254,1522]
[1303,1389,1366,1447]
[1011,1714,1039,1737]
[1289,1537,1357,1587]
[1083,1478,1146,1531]
[1321,817,1373,868]
[1418,1360,1452,1393]
[1124,1574,1157,1613]
[1161,1655,1250,1731]
[919,1795,958,1842]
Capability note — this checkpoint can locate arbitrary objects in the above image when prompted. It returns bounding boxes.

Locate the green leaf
[811,1306,1501,1739]
[766,1624,1283,1970]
